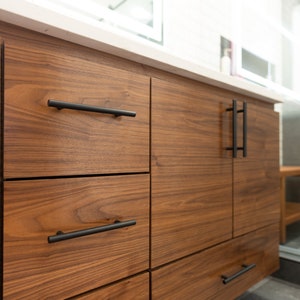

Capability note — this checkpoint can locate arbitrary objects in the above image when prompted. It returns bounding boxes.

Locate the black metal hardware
[48,99,136,117]
[226,100,248,158]
[221,263,256,284]
[242,101,247,157]
[226,99,237,157]
[48,219,136,243]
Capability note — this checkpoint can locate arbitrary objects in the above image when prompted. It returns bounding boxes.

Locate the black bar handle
[242,101,247,157]
[226,100,248,158]
[48,99,136,117]
[226,99,237,158]
[48,219,136,243]
[237,101,247,157]
[221,263,256,284]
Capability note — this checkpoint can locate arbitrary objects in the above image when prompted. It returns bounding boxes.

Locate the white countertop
[0,0,282,104]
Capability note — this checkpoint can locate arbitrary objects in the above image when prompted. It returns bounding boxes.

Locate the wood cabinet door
[233,100,280,237]
[151,77,232,267]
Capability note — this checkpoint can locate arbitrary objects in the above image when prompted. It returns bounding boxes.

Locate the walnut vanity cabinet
[0,21,280,299]
[151,77,280,298]
[1,25,150,299]
[151,78,279,265]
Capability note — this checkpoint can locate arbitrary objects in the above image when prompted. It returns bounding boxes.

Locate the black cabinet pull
[48,219,136,243]
[221,263,256,284]
[48,99,136,117]
[242,101,247,157]
[226,99,237,157]
[226,100,247,158]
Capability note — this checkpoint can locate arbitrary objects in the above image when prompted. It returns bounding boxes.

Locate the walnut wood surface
[0,40,3,182]
[285,202,300,225]
[280,167,300,243]
[280,166,300,176]
[152,224,279,300]
[0,39,3,297]
[151,77,233,267]
[71,273,149,300]
[0,21,280,299]
[3,175,149,299]
[233,101,280,236]
[4,41,149,178]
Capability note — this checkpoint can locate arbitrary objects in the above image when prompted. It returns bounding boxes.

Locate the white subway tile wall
[163,0,282,76]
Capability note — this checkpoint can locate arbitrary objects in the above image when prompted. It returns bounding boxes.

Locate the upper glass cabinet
[28,0,163,42]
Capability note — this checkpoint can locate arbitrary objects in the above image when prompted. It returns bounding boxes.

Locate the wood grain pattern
[4,42,149,178]
[0,39,3,182]
[285,202,300,224]
[71,273,149,300]
[3,175,149,299]
[0,39,3,297]
[233,101,280,236]
[151,77,233,267]
[0,22,280,299]
[152,224,279,300]
[280,167,300,243]
[280,166,300,176]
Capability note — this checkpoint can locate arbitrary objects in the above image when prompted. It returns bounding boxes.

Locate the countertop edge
[0,0,282,104]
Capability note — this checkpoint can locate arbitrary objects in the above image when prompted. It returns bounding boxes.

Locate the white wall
[162,0,282,80]
[292,5,300,92]
[163,0,233,70]
[239,0,282,83]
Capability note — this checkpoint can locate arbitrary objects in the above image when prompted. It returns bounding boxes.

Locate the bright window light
[26,0,163,42]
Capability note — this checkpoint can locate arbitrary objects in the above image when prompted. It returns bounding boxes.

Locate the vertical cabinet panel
[151,78,233,267]
[0,40,4,300]
[233,101,280,237]
[0,39,3,182]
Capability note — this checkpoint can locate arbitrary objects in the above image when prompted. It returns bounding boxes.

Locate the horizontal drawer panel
[152,224,279,300]
[3,175,149,299]
[4,44,149,178]
[72,273,149,300]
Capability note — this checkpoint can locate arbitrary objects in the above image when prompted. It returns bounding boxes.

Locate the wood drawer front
[72,273,149,300]
[152,224,279,300]
[3,175,149,299]
[4,44,149,179]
